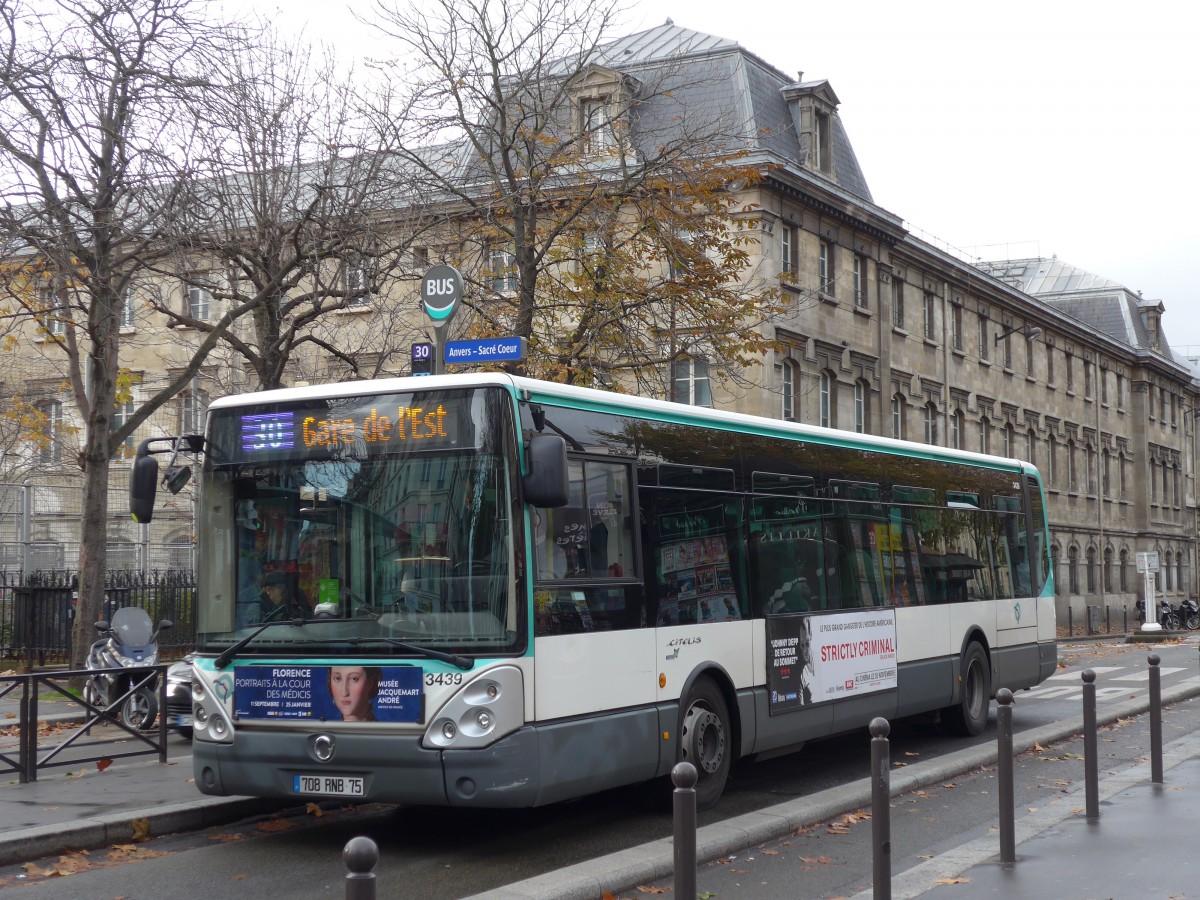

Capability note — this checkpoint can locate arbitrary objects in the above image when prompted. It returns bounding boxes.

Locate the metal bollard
[1082,670,1099,819]
[869,717,891,900]
[344,836,378,900]
[996,689,1015,863]
[672,762,697,900]
[1149,654,1163,784]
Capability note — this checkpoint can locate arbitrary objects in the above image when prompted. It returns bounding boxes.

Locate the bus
[130,373,1055,810]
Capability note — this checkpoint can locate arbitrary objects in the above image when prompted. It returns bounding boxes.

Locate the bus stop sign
[421,265,463,322]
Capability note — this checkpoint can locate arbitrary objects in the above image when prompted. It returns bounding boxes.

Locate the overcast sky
[237,0,1200,351]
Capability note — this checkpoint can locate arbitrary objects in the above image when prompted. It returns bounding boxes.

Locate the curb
[0,795,284,868]
[462,677,1200,900]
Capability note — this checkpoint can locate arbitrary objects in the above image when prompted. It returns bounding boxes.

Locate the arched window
[1025,429,1036,466]
[950,410,963,449]
[923,402,938,444]
[1176,552,1185,595]
[775,359,797,421]
[1165,550,1173,591]
[854,379,870,433]
[1068,546,1079,594]
[1103,546,1113,593]
[1051,544,1062,596]
[1066,440,1077,491]
[1086,546,1097,593]
[1119,548,1129,592]
[891,393,905,440]
[1102,449,1111,497]
[819,371,836,428]
[1047,435,1057,487]
[978,416,990,455]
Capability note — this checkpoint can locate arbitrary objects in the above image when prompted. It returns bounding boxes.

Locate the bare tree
[367,0,786,389]
[0,0,243,665]
[150,29,431,390]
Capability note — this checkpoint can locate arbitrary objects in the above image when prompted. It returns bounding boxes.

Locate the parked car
[165,653,195,740]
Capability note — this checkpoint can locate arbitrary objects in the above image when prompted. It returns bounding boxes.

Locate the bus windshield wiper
[214,618,307,669]
[293,636,474,671]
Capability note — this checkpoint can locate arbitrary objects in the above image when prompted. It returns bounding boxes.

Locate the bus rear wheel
[943,642,991,737]
[679,676,731,810]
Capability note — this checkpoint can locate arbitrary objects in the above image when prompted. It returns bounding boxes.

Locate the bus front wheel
[943,642,991,737]
[679,676,731,810]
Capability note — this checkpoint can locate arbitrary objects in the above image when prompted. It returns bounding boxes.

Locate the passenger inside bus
[256,571,311,622]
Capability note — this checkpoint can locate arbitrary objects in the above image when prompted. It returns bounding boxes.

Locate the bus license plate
[293,774,364,797]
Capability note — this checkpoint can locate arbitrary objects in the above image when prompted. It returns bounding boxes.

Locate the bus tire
[679,676,731,810]
[943,642,991,737]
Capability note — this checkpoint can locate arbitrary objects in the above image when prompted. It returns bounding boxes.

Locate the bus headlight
[423,665,523,750]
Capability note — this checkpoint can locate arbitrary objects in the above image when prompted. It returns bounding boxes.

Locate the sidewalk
[3,645,1200,898]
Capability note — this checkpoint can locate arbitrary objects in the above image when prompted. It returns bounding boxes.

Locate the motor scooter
[1177,597,1200,631]
[1136,598,1180,630]
[84,606,173,731]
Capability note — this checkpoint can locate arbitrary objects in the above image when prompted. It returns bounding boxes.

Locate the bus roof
[207,372,1041,479]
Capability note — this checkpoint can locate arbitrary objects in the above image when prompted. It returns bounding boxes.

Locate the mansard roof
[980,257,1192,370]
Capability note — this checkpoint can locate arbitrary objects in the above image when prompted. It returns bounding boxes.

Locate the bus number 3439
[425,672,464,686]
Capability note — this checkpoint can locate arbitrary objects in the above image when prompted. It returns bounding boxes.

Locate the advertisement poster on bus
[767,609,897,714]
[233,665,424,723]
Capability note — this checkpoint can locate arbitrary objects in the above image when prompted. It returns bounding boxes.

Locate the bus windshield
[195,387,521,657]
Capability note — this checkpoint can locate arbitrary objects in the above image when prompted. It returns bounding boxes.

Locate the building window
[977,314,989,361]
[1047,435,1057,487]
[488,247,518,294]
[39,285,67,337]
[1025,429,1036,465]
[978,417,989,454]
[112,397,136,452]
[1116,373,1125,410]
[1102,449,1111,497]
[1119,548,1129,592]
[411,246,429,269]
[1104,547,1114,593]
[343,262,371,307]
[180,390,209,433]
[1119,453,1128,498]
[1046,345,1055,385]
[36,400,64,463]
[776,360,796,420]
[120,287,137,330]
[950,410,963,449]
[186,280,213,321]
[1084,360,1093,398]
[853,255,868,309]
[819,371,835,428]
[672,357,711,407]
[1068,546,1079,594]
[951,305,963,351]
[1087,547,1097,593]
[1067,440,1077,491]
[581,97,613,154]
[1025,335,1035,375]
[853,379,869,433]
[814,110,832,173]
[923,293,936,339]
[892,280,905,329]
[923,402,937,444]
[1065,352,1074,392]
[818,241,834,295]
[1003,423,1015,458]
[1100,368,1108,404]
[780,225,794,276]
[891,393,904,440]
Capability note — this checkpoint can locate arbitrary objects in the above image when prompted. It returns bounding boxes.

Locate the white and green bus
[132,373,1055,809]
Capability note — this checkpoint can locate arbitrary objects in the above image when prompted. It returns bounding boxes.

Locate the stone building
[3,21,1196,623]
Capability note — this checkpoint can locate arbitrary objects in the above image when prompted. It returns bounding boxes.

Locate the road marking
[1110,667,1186,682]
[1046,666,1123,681]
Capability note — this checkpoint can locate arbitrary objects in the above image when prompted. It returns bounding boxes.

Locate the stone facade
[4,22,1196,624]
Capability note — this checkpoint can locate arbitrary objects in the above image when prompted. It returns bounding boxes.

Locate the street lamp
[994,322,1043,346]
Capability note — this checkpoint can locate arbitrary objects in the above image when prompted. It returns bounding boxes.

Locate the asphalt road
[1,638,1195,899]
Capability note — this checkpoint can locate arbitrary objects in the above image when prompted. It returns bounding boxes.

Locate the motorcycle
[1135,598,1180,630]
[1176,598,1200,631]
[85,606,173,731]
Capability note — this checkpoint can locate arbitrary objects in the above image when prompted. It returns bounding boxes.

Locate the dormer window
[581,97,614,155]
[814,111,831,174]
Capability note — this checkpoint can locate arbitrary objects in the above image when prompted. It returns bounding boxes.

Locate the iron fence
[0,569,196,666]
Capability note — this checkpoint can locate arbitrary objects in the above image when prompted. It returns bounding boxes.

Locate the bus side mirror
[130,448,159,524]
[523,433,568,508]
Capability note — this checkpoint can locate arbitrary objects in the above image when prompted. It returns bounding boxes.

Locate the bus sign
[444,337,527,364]
[420,265,463,322]
[411,341,434,376]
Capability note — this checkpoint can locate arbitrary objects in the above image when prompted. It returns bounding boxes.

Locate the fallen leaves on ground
[130,818,151,842]
[96,757,113,772]
[634,886,668,894]
[305,802,323,817]
[256,818,292,833]
[934,877,970,885]
[17,843,169,881]
[207,832,247,843]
